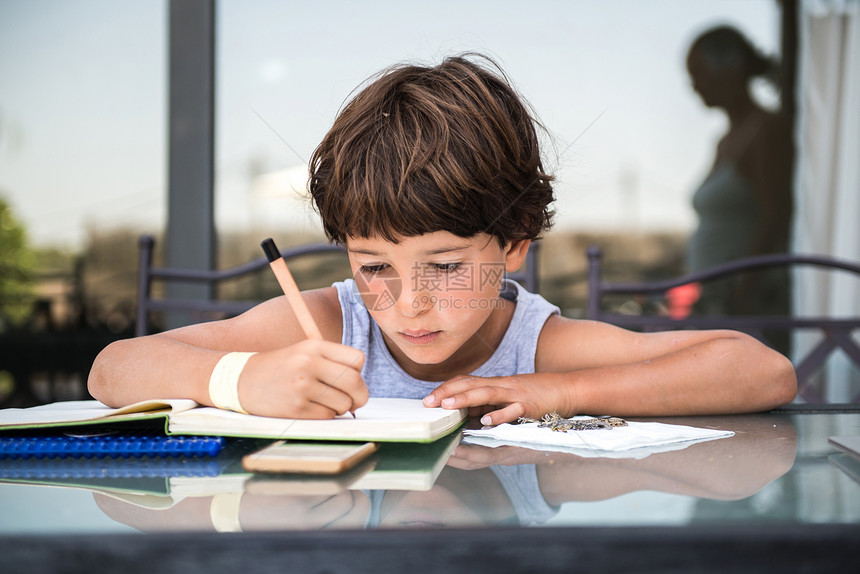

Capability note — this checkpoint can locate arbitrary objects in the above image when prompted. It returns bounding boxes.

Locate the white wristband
[209,351,256,414]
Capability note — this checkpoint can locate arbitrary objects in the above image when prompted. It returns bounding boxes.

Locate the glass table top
[1,410,858,536]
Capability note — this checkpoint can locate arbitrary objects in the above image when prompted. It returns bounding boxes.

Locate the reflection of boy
[92,415,797,532]
[366,465,557,528]
[88,54,796,424]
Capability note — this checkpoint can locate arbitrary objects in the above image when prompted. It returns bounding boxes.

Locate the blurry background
[0,0,781,312]
[0,0,857,403]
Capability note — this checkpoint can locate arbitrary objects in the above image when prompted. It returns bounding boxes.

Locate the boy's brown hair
[309,53,555,245]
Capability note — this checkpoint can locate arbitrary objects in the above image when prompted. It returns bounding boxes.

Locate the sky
[0,0,780,249]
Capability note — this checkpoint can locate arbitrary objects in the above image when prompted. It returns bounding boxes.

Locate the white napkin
[462,418,734,460]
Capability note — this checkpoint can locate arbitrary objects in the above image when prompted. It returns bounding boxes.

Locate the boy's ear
[504,239,531,272]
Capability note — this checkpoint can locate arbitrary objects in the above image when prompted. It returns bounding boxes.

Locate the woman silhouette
[685,25,793,354]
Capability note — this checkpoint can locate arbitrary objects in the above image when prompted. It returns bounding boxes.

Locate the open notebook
[0,398,467,444]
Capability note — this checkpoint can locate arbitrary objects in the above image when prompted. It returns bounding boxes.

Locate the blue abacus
[0,431,225,460]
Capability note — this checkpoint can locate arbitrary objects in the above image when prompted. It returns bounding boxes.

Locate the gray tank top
[334,278,559,398]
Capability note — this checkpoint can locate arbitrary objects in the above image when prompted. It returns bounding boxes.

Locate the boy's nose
[396,278,433,317]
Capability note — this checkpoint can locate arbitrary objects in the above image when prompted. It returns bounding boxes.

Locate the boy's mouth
[398,330,442,345]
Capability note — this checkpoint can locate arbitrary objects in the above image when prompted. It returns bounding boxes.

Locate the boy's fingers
[295,341,368,409]
[293,401,340,420]
[422,376,530,426]
[316,340,366,371]
[244,380,348,419]
[423,375,488,407]
[313,357,367,398]
[299,380,367,418]
[309,387,358,417]
[441,383,512,410]
[478,403,526,426]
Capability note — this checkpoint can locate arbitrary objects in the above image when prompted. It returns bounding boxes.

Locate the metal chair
[135,235,348,337]
[135,236,541,337]
[586,246,860,403]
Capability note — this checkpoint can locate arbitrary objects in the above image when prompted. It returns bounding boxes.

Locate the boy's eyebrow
[422,244,472,255]
[347,243,473,257]
[347,247,386,256]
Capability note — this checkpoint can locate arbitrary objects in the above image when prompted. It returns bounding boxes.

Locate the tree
[0,195,35,328]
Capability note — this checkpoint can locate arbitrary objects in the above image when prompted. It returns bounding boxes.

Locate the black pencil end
[261,238,280,262]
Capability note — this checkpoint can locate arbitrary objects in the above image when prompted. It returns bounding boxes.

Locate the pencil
[261,238,323,340]
[261,238,355,418]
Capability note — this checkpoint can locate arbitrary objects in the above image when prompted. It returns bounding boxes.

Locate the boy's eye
[432,262,463,273]
[358,263,388,275]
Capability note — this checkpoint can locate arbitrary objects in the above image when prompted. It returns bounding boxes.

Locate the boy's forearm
[87,337,218,407]
[428,333,796,423]
[564,336,796,417]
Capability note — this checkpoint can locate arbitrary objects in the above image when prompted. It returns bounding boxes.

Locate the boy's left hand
[423,373,575,426]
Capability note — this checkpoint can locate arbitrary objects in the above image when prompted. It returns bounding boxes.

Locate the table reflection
[89,414,797,532]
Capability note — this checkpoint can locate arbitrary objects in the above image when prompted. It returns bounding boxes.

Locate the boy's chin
[395,343,458,367]
[401,348,453,366]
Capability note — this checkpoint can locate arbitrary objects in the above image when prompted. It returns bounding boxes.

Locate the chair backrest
[135,235,348,337]
[136,236,541,338]
[586,246,860,403]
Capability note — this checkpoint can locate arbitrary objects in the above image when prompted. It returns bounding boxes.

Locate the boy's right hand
[235,339,368,419]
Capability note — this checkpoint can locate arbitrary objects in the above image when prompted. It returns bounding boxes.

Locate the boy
[88,54,796,424]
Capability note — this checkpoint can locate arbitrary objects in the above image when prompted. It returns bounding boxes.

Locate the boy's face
[346,231,528,377]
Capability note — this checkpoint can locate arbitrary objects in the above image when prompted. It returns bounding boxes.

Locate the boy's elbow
[776,358,798,407]
[86,354,107,403]
[87,342,120,406]
[727,331,797,411]
[763,348,797,409]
